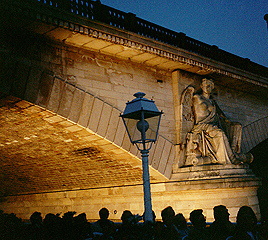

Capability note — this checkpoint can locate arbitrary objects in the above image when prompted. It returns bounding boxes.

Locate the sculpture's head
[201,78,214,94]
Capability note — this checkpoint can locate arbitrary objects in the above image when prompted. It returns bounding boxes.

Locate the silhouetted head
[189,209,206,228]
[173,213,187,229]
[43,213,59,226]
[75,213,87,223]
[121,210,133,224]
[99,208,109,220]
[30,211,42,225]
[213,205,230,222]
[161,206,175,225]
[236,206,257,231]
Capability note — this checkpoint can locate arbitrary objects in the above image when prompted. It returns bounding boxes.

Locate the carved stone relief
[179,78,253,167]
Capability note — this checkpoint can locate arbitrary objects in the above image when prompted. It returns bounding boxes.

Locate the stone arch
[241,116,268,153]
[0,58,175,178]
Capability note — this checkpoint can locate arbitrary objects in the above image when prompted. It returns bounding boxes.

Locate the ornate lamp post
[120,92,163,222]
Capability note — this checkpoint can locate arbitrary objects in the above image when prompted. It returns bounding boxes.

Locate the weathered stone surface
[0,180,260,222]
[0,0,267,223]
[0,97,167,198]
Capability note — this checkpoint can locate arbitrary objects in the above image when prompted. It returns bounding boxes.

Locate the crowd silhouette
[0,205,267,240]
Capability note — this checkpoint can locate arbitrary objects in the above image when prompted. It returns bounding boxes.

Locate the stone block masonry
[0,181,260,223]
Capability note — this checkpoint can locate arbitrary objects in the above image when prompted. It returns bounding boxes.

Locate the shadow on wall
[250,138,268,222]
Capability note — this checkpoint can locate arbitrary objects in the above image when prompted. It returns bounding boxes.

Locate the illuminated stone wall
[0,180,260,222]
[0,18,266,223]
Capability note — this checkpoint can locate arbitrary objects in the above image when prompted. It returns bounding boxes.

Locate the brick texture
[0,96,166,197]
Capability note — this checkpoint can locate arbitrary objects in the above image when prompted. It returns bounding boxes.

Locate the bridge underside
[0,94,166,197]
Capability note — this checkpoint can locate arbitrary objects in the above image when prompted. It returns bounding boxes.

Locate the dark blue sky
[101,0,268,67]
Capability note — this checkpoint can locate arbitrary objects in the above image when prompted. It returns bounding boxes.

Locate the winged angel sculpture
[180,78,253,167]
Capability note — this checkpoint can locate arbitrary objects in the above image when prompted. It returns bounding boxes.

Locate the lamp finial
[134,92,146,98]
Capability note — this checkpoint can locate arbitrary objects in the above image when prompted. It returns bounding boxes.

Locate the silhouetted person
[208,205,235,240]
[91,208,116,239]
[173,213,189,240]
[62,211,77,240]
[183,209,209,240]
[114,210,141,240]
[43,213,63,240]
[161,206,175,226]
[155,206,180,240]
[73,213,92,240]
[139,210,157,240]
[0,211,24,240]
[23,211,45,240]
[227,206,264,240]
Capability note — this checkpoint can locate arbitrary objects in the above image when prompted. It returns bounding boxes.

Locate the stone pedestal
[170,164,261,221]
[171,164,256,180]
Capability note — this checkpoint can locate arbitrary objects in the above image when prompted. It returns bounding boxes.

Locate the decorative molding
[32,12,268,89]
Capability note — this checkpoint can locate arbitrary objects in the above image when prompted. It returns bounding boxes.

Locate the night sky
[101,0,268,67]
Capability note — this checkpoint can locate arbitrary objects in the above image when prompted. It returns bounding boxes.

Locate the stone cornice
[42,11,268,83]
[4,0,268,89]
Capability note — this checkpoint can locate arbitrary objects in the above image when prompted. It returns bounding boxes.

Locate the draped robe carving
[181,79,253,167]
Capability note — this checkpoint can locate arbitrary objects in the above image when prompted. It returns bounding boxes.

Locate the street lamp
[120,92,163,222]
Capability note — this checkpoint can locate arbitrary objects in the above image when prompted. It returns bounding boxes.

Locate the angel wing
[173,85,196,169]
[180,85,195,144]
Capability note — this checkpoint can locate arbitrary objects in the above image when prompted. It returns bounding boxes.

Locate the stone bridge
[0,0,268,221]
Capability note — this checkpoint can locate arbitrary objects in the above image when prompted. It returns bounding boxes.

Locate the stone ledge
[171,164,255,181]
[166,175,261,191]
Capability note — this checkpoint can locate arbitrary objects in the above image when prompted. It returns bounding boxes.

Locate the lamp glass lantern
[120,92,163,151]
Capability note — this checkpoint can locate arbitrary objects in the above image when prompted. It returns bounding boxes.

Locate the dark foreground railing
[23,0,268,77]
